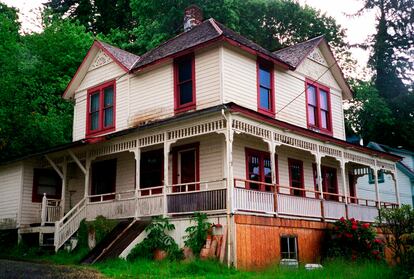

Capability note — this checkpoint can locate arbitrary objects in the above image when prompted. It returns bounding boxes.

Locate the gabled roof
[63,40,140,99]
[131,18,291,72]
[273,36,324,68]
[368,142,414,179]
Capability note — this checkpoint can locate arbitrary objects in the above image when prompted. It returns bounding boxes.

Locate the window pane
[178,59,192,82]
[38,175,59,186]
[104,86,114,107]
[260,87,271,110]
[90,112,99,130]
[248,155,260,180]
[321,110,328,129]
[308,106,316,125]
[38,185,57,196]
[259,67,271,88]
[320,90,328,110]
[104,107,113,127]
[179,82,193,105]
[90,92,100,112]
[281,237,288,255]
[307,85,317,106]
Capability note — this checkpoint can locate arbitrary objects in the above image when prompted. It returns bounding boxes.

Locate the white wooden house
[0,6,402,269]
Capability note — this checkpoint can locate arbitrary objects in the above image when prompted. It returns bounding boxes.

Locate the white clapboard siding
[20,160,41,226]
[72,59,126,141]
[222,45,346,141]
[0,163,23,229]
[357,168,413,206]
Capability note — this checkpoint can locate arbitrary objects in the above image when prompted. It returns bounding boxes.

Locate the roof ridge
[209,18,223,35]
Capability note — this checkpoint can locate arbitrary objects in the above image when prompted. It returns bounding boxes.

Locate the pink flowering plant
[327,217,384,260]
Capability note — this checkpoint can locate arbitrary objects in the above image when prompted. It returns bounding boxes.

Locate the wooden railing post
[41,193,47,226]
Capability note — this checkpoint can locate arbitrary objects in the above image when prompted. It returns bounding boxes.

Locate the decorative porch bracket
[67,150,86,174]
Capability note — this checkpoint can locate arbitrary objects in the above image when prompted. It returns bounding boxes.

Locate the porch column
[225,123,234,213]
[84,156,91,198]
[265,140,277,185]
[391,171,401,206]
[61,157,67,217]
[373,164,381,209]
[134,147,141,218]
[163,139,172,217]
[315,154,323,199]
[340,160,348,204]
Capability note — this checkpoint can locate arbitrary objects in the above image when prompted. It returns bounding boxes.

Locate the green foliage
[345,82,395,144]
[377,205,414,276]
[184,212,212,256]
[127,216,181,261]
[327,217,384,261]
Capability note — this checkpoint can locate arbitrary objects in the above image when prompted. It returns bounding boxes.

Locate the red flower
[336,233,343,238]
[333,226,339,231]
[372,250,380,255]
[362,223,370,229]
[350,218,355,222]
[345,233,353,239]
[374,239,382,244]
[351,224,358,230]
[367,243,372,249]
[340,217,346,223]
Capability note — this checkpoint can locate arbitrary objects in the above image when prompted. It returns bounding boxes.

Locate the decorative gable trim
[89,50,113,71]
[307,48,328,66]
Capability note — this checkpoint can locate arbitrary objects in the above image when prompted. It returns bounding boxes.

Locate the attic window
[305,79,332,135]
[86,80,116,136]
[174,54,196,113]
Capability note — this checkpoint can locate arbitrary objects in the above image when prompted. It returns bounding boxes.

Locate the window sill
[307,125,333,136]
[174,103,196,114]
[258,108,275,118]
[86,126,115,138]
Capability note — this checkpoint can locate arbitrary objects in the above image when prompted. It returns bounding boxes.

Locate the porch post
[373,163,381,209]
[84,155,91,198]
[224,113,234,268]
[134,147,141,218]
[265,140,277,185]
[315,154,323,199]
[392,170,401,206]
[163,138,171,217]
[61,157,67,217]
[340,160,348,204]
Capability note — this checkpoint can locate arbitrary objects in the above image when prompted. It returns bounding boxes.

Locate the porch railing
[41,194,62,226]
[232,178,396,222]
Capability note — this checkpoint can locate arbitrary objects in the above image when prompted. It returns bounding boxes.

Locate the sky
[2,0,377,70]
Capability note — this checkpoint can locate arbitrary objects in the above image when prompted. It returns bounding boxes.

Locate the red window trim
[172,142,200,191]
[173,54,196,114]
[245,148,278,192]
[288,158,305,197]
[305,78,332,136]
[86,80,116,137]
[32,168,62,203]
[257,59,275,117]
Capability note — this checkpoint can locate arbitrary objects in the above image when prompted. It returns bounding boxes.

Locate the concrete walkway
[0,259,104,279]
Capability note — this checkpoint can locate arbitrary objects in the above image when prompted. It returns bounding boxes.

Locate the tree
[345,82,395,144]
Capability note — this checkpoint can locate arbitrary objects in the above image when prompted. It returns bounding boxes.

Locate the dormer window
[305,79,332,135]
[86,80,115,136]
[174,54,196,113]
[257,60,274,117]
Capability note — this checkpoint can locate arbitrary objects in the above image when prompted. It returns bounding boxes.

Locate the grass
[93,258,397,279]
[0,245,400,279]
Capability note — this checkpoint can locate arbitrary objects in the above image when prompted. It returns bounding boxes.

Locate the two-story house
[0,6,401,269]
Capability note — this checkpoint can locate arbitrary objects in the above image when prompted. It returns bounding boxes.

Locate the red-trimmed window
[245,148,278,192]
[257,60,274,116]
[174,54,196,113]
[32,169,62,203]
[305,79,332,135]
[288,158,304,197]
[86,80,115,136]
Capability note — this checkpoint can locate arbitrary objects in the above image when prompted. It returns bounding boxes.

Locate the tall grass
[94,258,397,279]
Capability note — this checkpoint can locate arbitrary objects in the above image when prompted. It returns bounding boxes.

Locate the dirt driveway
[0,259,104,279]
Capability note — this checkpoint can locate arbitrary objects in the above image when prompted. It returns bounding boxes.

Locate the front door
[173,143,199,192]
[91,159,117,201]
[322,166,338,201]
[140,149,163,195]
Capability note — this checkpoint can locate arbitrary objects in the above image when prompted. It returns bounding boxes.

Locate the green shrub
[184,212,211,256]
[327,217,384,261]
[127,216,182,261]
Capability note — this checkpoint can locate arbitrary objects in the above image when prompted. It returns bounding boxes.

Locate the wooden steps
[81,219,149,264]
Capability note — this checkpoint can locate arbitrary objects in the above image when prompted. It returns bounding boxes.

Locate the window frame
[256,59,275,117]
[173,54,196,114]
[86,80,116,136]
[245,148,278,192]
[368,169,385,184]
[280,235,298,260]
[305,79,332,136]
[32,168,62,203]
[288,158,305,197]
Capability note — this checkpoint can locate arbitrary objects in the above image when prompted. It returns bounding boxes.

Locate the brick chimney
[184,5,203,32]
